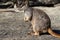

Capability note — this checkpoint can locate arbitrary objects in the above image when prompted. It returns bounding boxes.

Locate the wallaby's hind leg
[32,26,41,36]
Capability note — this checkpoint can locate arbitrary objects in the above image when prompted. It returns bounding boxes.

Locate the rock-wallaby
[18,0,60,38]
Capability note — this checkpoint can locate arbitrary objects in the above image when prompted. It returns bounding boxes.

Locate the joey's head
[24,12,32,22]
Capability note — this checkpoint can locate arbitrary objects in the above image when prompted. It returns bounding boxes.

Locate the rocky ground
[0,6,60,40]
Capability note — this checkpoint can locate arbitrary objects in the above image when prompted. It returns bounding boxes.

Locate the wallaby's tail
[48,28,60,38]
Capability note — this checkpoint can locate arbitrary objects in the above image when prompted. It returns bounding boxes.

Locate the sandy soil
[0,6,60,40]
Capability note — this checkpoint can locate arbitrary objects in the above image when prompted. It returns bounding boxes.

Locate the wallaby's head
[24,10,32,22]
[23,0,32,22]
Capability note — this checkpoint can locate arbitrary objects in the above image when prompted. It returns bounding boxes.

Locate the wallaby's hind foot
[27,31,35,35]
[28,30,42,36]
